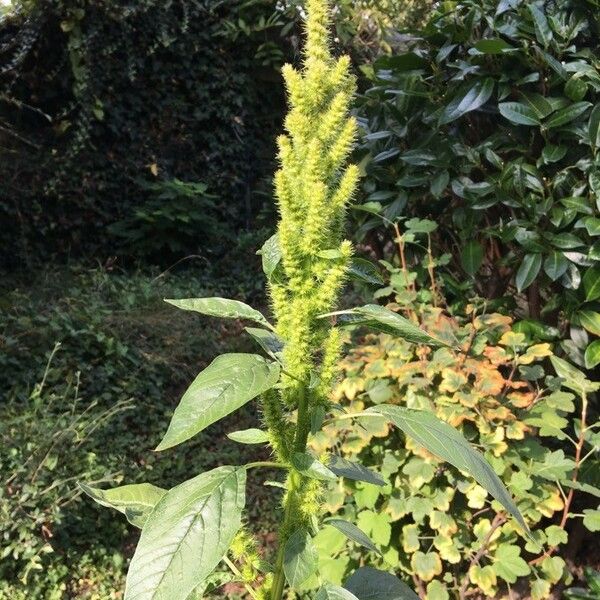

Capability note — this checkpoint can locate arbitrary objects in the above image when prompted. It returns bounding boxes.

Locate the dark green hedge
[0,0,286,267]
[355,0,600,370]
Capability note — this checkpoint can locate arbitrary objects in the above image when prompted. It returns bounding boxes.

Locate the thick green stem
[270,385,311,600]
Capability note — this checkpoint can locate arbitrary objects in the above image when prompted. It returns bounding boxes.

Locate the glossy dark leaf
[516,254,542,292]
[584,340,600,369]
[544,252,568,281]
[583,267,600,301]
[460,240,484,275]
[545,102,592,129]
[499,102,540,126]
[439,78,494,124]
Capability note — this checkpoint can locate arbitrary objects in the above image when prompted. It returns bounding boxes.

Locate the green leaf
[283,529,319,589]
[516,254,542,292]
[245,327,284,359]
[316,584,359,600]
[328,456,386,486]
[357,510,391,546]
[227,428,269,444]
[460,240,484,276]
[541,144,567,163]
[529,4,553,47]
[544,252,568,281]
[521,92,554,119]
[583,267,600,301]
[79,482,166,528]
[545,102,592,129]
[326,304,448,347]
[492,544,530,583]
[439,78,494,124]
[499,102,540,126]
[258,234,281,278]
[474,38,514,54]
[165,297,272,329]
[156,354,280,450]
[348,258,384,286]
[292,452,337,481]
[582,509,600,532]
[550,355,599,394]
[124,466,245,600]
[364,404,528,533]
[411,551,442,581]
[585,340,600,369]
[589,104,600,148]
[326,518,382,556]
[565,77,588,102]
[583,217,600,237]
[578,311,600,336]
[319,249,345,259]
[344,567,419,600]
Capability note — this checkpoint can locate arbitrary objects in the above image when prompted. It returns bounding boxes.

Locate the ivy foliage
[355,0,600,370]
[0,0,286,266]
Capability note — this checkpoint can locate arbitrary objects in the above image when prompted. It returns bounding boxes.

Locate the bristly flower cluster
[265,0,358,464]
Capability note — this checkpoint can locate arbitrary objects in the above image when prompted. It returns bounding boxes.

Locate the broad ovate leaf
[165,297,272,329]
[550,355,599,394]
[258,233,282,278]
[585,340,600,369]
[79,482,166,528]
[124,466,246,600]
[156,354,280,450]
[326,304,448,347]
[515,253,542,292]
[292,452,337,481]
[344,566,419,600]
[364,405,529,533]
[245,326,284,359]
[283,529,319,589]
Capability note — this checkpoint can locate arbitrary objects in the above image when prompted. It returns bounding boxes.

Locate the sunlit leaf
[156,354,280,450]
[124,467,245,600]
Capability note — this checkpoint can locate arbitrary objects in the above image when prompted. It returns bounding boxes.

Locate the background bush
[355,0,600,372]
[0,0,287,267]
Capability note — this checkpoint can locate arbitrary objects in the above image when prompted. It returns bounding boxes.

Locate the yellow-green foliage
[312,308,576,599]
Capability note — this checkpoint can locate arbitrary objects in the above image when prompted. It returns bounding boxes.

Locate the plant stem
[530,391,588,565]
[271,385,310,600]
[223,555,259,600]
[458,513,507,599]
